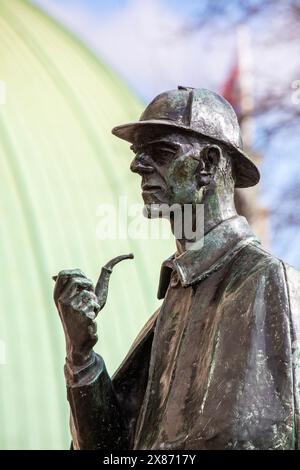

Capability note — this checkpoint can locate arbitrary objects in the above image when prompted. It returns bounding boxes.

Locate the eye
[151,145,176,163]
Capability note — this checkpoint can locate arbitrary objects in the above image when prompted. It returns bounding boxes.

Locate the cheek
[165,157,200,202]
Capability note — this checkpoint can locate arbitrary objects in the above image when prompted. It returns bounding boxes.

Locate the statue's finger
[59,277,94,304]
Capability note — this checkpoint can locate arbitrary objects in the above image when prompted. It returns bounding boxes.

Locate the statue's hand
[53,269,100,367]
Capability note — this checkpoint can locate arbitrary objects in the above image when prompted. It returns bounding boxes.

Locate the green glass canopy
[0,0,172,449]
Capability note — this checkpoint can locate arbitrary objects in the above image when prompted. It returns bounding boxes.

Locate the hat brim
[112,120,260,189]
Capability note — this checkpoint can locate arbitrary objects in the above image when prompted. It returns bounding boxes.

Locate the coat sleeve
[67,353,128,450]
[283,263,300,450]
[66,310,159,450]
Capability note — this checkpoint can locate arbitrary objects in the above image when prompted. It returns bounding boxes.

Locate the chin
[141,191,167,206]
[142,204,161,219]
[141,192,178,219]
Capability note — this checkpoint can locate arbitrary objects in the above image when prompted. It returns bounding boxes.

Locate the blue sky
[39,0,202,17]
[33,0,236,101]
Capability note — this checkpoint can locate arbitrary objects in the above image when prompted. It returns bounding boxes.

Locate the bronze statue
[53,87,300,450]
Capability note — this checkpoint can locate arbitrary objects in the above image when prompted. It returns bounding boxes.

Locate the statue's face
[130,128,214,216]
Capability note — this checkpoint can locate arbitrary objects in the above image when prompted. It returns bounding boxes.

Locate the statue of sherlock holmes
[53,87,300,450]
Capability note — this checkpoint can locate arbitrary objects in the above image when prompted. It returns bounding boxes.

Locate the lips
[142,183,162,192]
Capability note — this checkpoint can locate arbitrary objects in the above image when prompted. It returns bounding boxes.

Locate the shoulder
[247,243,300,280]
[238,241,289,277]
[225,242,294,300]
[236,241,300,306]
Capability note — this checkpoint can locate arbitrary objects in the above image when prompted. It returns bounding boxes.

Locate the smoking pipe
[52,253,134,316]
[95,253,134,312]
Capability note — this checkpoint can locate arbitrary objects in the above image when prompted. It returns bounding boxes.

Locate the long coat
[66,216,300,450]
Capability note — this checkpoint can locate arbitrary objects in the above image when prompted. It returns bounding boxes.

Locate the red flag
[221,62,242,118]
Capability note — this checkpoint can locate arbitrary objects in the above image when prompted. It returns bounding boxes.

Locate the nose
[130,152,154,174]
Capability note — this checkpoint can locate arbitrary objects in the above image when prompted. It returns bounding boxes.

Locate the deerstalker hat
[112,86,259,188]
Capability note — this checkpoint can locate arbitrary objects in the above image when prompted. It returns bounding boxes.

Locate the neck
[173,187,237,255]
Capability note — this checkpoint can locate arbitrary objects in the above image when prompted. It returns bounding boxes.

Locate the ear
[195,145,221,187]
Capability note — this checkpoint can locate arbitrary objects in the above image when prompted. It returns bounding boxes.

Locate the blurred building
[221,26,269,248]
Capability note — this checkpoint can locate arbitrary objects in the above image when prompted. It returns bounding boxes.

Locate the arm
[66,311,158,449]
[66,352,128,450]
[283,263,300,449]
[53,268,129,450]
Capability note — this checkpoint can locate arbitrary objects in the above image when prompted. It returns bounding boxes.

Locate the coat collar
[157,215,259,299]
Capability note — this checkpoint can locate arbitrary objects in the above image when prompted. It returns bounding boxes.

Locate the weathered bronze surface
[53,87,300,450]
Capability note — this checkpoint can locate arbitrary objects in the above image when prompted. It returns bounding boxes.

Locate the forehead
[134,127,209,147]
